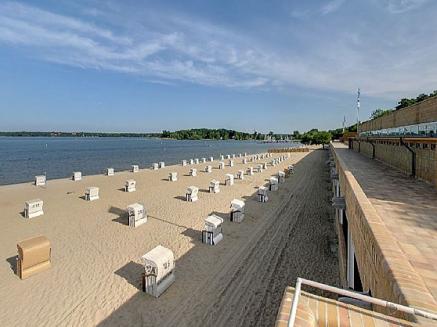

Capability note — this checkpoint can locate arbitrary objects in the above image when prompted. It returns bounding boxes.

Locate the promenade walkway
[333,143,437,313]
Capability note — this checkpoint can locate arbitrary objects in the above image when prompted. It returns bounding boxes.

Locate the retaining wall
[360,96,437,132]
[351,138,437,188]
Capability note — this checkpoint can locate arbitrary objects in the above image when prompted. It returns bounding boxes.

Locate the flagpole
[356,88,360,135]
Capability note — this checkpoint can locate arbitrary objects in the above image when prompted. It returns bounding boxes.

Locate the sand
[0,149,338,327]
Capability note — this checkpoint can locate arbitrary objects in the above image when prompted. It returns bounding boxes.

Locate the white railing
[288,278,437,327]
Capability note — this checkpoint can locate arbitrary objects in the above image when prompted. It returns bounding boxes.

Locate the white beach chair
[186,186,199,202]
[278,171,285,183]
[142,245,175,297]
[85,187,99,201]
[127,203,147,227]
[225,173,234,186]
[35,175,46,186]
[202,215,224,245]
[24,199,44,219]
[237,170,244,180]
[169,172,177,182]
[106,168,114,176]
[269,177,279,191]
[72,171,82,181]
[258,186,268,202]
[125,179,136,192]
[230,199,245,223]
[209,180,220,193]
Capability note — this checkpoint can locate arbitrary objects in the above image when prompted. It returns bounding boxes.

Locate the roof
[25,199,43,205]
[205,214,224,227]
[127,203,143,211]
[141,245,174,266]
[231,199,244,209]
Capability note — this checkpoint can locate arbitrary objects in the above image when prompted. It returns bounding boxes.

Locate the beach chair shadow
[173,195,187,201]
[79,195,86,200]
[199,188,209,193]
[117,188,126,192]
[6,256,17,274]
[108,206,128,225]
[19,211,26,218]
[114,261,144,290]
[181,228,201,244]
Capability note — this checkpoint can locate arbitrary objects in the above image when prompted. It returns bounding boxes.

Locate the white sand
[0,150,337,327]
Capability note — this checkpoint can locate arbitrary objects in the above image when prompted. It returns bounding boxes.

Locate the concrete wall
[360,96,437,132]
[352,138,437,188]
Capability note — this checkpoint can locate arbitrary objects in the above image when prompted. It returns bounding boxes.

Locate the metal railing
[288,278,437,327]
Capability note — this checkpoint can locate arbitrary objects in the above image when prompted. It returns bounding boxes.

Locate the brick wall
[351,138,437,188]
[331,145,437,322]
[360,96,437,132]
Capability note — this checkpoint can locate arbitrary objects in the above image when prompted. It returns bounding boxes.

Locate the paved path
[334,144,437,305]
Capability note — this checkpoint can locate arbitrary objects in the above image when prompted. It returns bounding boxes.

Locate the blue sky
[1,0,436,133]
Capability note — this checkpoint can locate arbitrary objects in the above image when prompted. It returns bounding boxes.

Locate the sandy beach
[0,149,338,327]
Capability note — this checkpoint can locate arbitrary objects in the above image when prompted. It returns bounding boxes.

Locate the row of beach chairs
[16,152,295,300]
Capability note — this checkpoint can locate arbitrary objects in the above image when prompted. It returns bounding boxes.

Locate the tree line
[161,128,288,140]
[162,128,252,140]
[0,131,161,137]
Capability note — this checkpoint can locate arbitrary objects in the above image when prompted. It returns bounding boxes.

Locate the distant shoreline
[0,132,161,138]
[0,129,296,142]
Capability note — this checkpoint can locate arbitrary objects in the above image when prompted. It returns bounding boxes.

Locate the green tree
[370,108,392,120]
[312,131,332,148]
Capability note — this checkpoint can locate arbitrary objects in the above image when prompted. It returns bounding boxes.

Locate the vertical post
[400,138,416,177]
[288,278,302,327]
[342,116,346,134]
[356,88,360,135]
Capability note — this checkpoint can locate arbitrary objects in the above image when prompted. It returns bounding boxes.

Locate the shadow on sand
[97,150,331,327]
[109,206,128,225]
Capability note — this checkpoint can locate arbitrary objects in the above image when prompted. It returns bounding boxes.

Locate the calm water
[0,137,298,185]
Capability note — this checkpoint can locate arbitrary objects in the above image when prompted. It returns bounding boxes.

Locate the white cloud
[321,0,346,15]
[384,0,429,14]
[0,1,436,98]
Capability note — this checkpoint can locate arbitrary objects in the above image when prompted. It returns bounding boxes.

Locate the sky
[0,0,437,133]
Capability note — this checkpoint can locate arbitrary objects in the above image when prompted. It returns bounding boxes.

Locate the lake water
[0,137,299,185]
